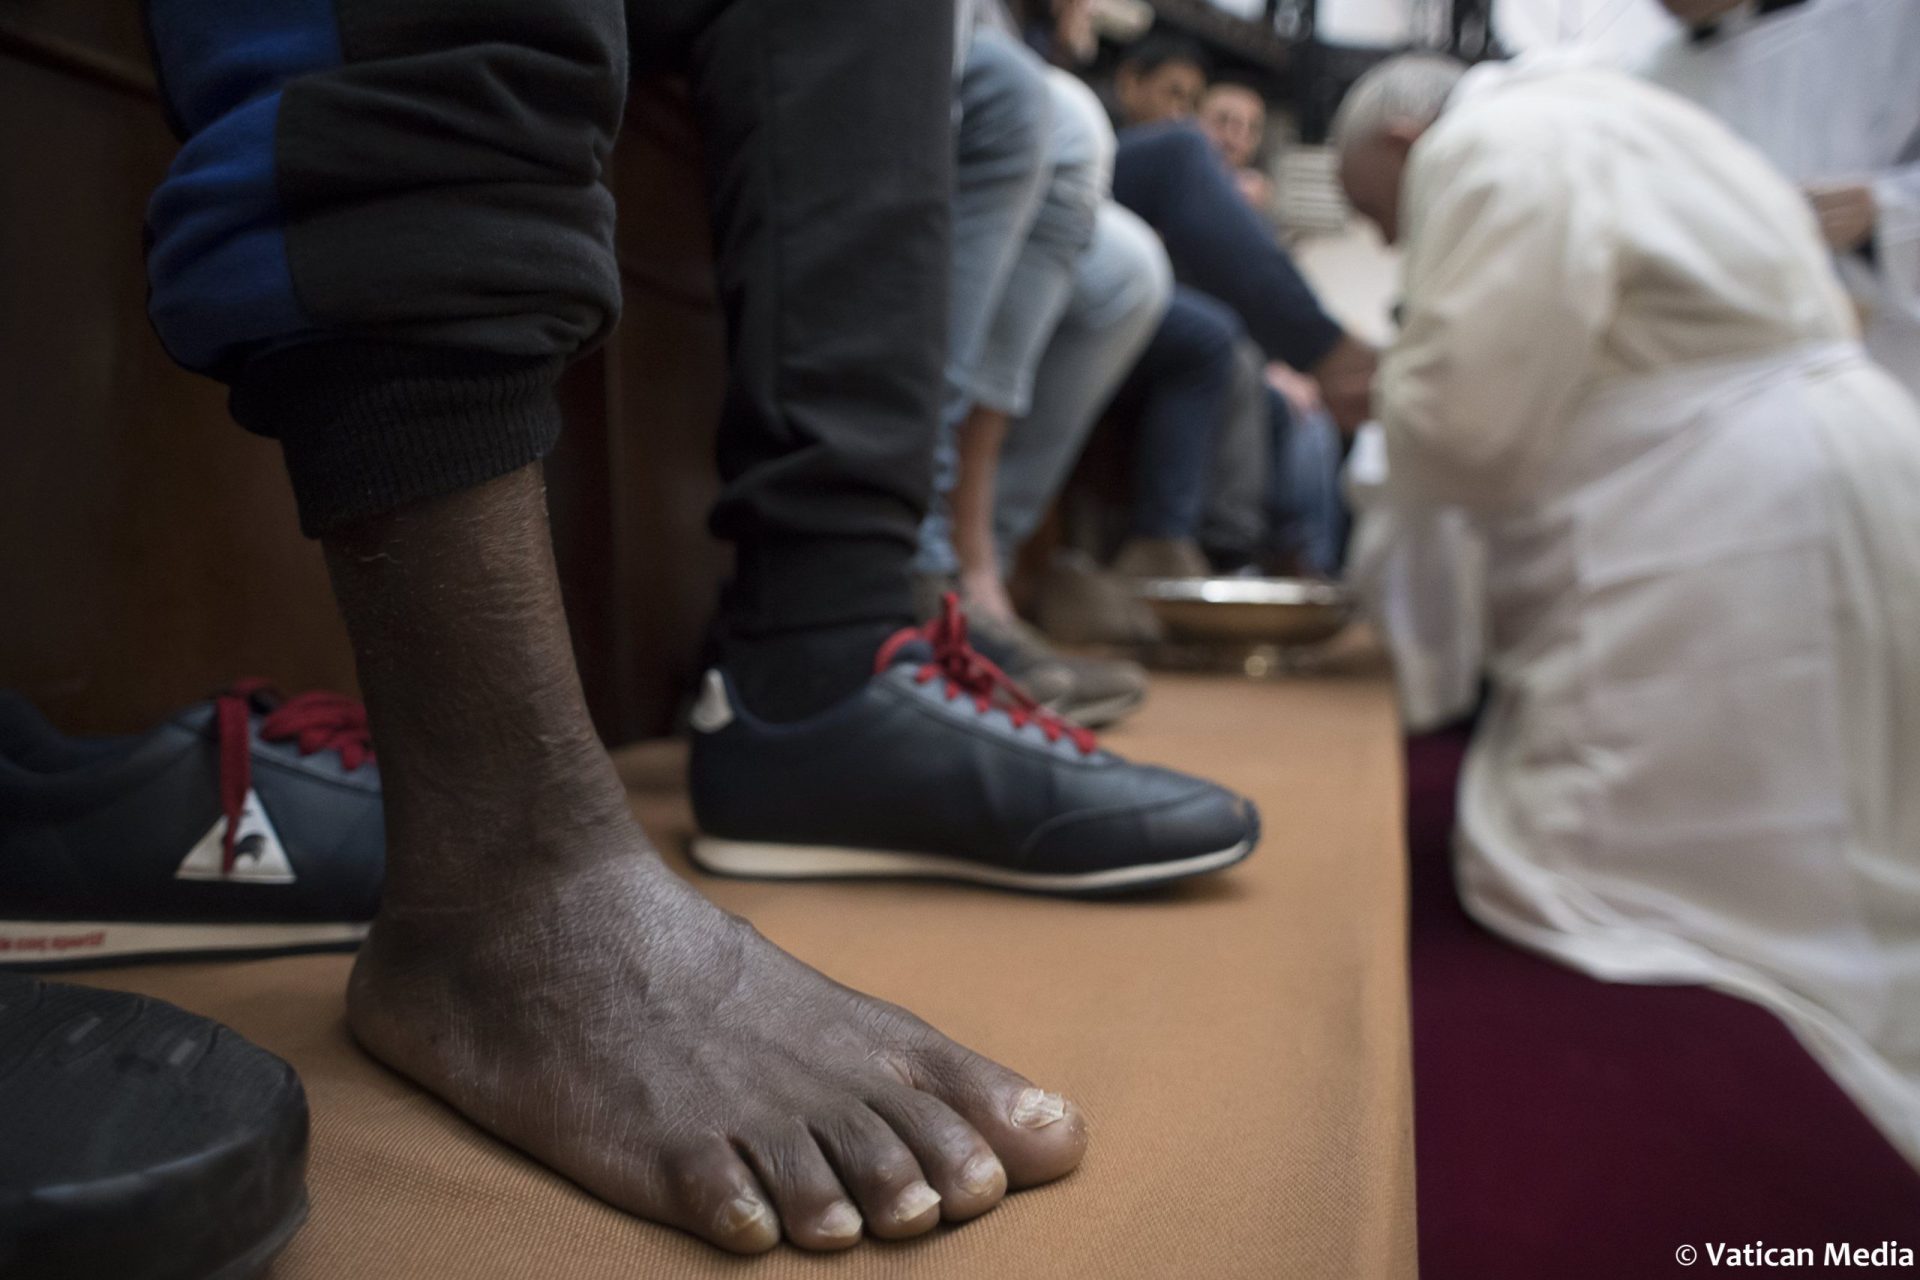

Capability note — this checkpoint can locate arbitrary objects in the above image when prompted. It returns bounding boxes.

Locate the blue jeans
[1116,287,1242,541]
[918,31,1053,581]
[1266,394,1348,576]
[1112,124,1342,372]
[917,41,1130,575]
[992,202,1170,568]
[1121,309,1347,570]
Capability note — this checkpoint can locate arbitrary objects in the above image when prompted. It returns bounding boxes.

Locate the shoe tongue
[886,638,934,666]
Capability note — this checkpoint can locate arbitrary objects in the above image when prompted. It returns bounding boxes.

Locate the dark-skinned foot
[346,825,1087,1253]
[320,466,1085,1252]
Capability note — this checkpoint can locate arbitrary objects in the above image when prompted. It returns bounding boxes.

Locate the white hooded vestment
[1384,61,1920,1162]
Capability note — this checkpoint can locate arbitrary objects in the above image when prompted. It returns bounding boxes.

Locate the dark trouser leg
[1111,124,1343,373]
[1263,389,1350,576]
[1199,339,1274,562]
[638,0,956,719]
[1123,287,1242,540]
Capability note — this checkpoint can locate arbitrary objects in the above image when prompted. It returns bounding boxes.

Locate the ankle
[376,781,650,912]
[720,619,903,722]
[959,574,1016,626]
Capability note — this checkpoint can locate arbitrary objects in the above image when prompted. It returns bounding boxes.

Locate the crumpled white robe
[1342,425,1485,733]
[1384,60,1920,1163]
[1637,0,1920,398]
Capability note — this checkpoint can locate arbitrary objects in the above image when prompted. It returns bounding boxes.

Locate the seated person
[1100,37,1373,579]
[918,17,1166,725]
[1198,79,1276,216]
[139,0,1264,1255]
[1336,53,1920,1164]
[1107,31,1209,130]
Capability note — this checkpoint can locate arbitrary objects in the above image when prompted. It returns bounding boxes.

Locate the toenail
[1011,1088,1068,1129]
[819,1200,863,1239]
[958,1153,1006,1197]
[892,1180,942,1223]
[720,1194,774,1237]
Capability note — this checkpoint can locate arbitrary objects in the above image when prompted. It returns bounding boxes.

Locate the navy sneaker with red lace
[688,596,1259,893]
[0,684,381,968]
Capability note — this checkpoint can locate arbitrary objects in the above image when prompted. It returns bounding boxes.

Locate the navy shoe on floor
[688,596,1259,894]
[0,977,311,1278]
[0,683,381,969]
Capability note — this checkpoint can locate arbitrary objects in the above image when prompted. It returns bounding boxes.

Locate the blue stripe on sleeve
[143,0,343,373]
[146,91,308,373]
[145,0,343,135]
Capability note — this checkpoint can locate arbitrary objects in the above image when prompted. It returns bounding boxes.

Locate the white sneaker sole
[688,836,1254,893]
[0,920,369,968]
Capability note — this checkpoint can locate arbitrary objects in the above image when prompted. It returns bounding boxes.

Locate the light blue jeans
[918,42,1167,575]
[994,204,1169,570]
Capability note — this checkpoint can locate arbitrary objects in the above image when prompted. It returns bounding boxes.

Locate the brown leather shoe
[1111,536,1213,580]
[1030,551,1165,647]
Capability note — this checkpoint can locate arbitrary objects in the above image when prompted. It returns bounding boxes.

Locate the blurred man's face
[1337,129,1416,244]
[1200,86,1266,168]
[1658,0,1748,27]
[1117,58,1207,126]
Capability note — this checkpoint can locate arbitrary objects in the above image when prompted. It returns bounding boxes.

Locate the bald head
[1331,53,1467,244]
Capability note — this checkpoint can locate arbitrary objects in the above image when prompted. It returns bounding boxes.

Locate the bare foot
[322,467,1084,1251]
[347,825,1088,1253]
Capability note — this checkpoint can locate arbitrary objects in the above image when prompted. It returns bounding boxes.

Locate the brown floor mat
[70,671,1414,1279]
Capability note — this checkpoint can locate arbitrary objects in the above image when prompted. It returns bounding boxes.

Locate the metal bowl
[1133,576,1355,647]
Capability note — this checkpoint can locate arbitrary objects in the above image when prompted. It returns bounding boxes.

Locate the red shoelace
[876,594,1097,755]
[214,680,373,874]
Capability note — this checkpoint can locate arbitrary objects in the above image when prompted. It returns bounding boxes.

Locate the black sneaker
[0,684,382,969]
[687,597,1258,893]
[0,976,311,1277]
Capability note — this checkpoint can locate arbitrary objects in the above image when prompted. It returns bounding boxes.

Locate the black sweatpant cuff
[724,536,916,637]
[230,340,565,538]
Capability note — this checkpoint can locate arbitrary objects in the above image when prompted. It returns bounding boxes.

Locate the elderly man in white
[1336,53,1920,1162]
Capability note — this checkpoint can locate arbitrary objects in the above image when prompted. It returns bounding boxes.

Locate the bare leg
[952,405,1020,625]
[334,465,1087,1253]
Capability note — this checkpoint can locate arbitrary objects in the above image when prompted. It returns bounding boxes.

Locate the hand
[1309,334,1376,435]
[1054,0,1097,66]
[1235,169,1275,215]
[1265,362,1324,421]
[1804,182,1876,252]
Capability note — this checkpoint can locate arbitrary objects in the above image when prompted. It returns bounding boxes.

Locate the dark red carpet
[1407,728,1920,1278]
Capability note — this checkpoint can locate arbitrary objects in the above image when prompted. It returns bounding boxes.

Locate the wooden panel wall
[0,5,727,743]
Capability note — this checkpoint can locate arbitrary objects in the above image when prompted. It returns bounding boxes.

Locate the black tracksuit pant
[144,0,955,636]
